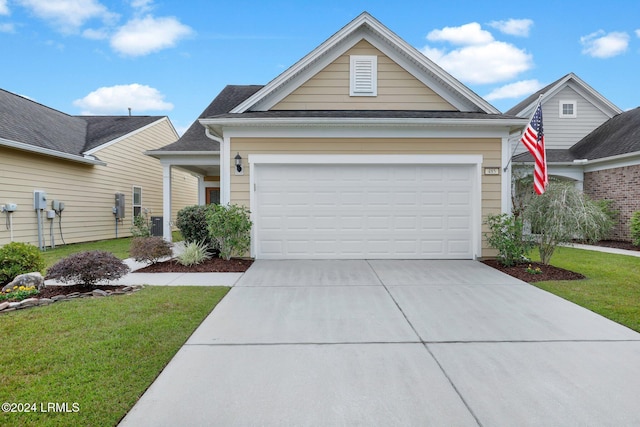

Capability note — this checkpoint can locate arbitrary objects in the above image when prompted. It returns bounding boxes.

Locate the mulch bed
[481,259,585,283]
[134,257,254,273]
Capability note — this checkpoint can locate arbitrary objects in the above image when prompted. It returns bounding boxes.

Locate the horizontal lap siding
[0,120,198,246]
[229,137,502,257]
[272,40,455,111]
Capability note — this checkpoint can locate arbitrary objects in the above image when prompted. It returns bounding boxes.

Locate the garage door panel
[254,163,475,259]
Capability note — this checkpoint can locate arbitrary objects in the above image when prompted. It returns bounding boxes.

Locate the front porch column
[197,175,205,205]
[162,163,172,242]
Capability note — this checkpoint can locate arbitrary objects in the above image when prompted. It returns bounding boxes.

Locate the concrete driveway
[120,260,640,426]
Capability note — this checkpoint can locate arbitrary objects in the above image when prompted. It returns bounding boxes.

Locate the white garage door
[253,162,477,259]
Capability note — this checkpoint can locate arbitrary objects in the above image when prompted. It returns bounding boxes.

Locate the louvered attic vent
[350,55,377,96]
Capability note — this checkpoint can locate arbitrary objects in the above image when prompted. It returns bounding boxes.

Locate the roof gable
[507,73,621,118]
[271,39,457,111]
[231,12,499,114]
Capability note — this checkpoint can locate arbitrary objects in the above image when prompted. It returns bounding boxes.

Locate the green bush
[46,250,129,288]
[206,204,252,260]
[485,213,533,267]
[523,183,613,264]
[0,242,45,285]
[177,241,211,266]
[130,212,151,238]
[631,211,640,247]
[129,237,173,265]
[176,205,213,247]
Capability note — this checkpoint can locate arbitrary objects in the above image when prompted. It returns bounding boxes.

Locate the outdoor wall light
[234,153,244,175]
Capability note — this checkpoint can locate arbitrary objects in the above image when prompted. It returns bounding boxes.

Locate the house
[0,88,198,248]
[150,12,527,260]
[508,73,622,188]
[509,74,639,241]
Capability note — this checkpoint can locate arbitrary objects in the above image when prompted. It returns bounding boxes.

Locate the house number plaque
[484,167,500,175]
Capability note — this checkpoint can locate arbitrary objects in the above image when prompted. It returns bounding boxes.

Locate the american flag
[520,102,547,195]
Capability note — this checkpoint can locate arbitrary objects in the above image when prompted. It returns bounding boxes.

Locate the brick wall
[584,164,640,242]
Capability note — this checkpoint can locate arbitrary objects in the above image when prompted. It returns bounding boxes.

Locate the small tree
[47,251,129,289]
[206,204,252,260]
[129,237,173,265]
[176,205,213,247]
[630,211,640,247]
[485,214,533,267]
[523,183,613,264]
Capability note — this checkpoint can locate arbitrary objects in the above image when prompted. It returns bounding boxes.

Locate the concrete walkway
[119,259,640,427]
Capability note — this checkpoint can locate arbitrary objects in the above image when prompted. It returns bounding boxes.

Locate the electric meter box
[34,191,47,210]
[114,193,125,219]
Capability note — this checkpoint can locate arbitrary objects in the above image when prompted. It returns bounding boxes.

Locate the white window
[350,55,377,96]
[132,186,142,217]
[559,100,577,118]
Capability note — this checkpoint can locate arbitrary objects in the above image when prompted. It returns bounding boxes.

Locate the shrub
[177,241,211,266]
[206,204,252,260]
[631,211,640,247]
[129,237,173,265]
[46,251,129,288]
[0,242,45,285]
[176,205,213,247]
[523,183,613,264]
[485,214,533,267]
[130,211,151,238]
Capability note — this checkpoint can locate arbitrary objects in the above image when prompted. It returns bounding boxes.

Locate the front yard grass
[41,238,133,269]
[531,246,640,333]
[0,286,229,427]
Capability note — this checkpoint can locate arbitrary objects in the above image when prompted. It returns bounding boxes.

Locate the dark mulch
[135,257,254,273]
[481,259,585,283]
[585,240,639,252]
[38,284,127,299]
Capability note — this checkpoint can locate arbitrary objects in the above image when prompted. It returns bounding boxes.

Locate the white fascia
[1,137,106,165]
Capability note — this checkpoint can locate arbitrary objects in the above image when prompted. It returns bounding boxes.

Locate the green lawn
[531,246,640,332]
[0,286,229,427]
[41,238,133,269]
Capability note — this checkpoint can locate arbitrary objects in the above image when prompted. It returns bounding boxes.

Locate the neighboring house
[510,74,639,241]
[0,88,198,248]
[150,12,527,260]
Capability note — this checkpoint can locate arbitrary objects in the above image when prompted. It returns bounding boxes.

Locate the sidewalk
[566,243,640,258]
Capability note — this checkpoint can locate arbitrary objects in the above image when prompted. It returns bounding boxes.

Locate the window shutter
[350,55,377,96]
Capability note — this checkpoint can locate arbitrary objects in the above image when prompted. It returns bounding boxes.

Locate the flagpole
[502,94,544,173]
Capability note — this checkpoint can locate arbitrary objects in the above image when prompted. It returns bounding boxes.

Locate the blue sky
[1,0,639,135]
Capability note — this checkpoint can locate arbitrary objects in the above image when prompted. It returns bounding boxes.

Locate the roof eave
[145,150,221,159]
[1,137,106,166]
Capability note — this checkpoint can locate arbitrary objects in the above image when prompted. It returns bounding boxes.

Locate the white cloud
[635,29,640,38]
[0,23,14,33]
[580,30,629,58]
[427,22,493,45]
[131,0,154,13]
[73,84,173,115]
[488,19,534,37]
[16,0,117,33]
[110,15,193,56]
[0,0,9,15]
[82,27,109,40]
[422,22,533,85]
[422,40,533,84]
[484,79,544,101]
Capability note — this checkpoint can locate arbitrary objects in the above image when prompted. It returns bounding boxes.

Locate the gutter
[1,137,106,166]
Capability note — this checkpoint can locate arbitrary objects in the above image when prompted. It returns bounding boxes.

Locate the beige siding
[229,137,502,257]
[0,119,198,247]
[272,40,456,111]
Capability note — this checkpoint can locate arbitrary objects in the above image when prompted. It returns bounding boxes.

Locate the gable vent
[350,55,377,96]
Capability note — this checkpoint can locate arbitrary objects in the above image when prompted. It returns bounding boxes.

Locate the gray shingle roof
[569,107,640,160]
[0,88,164,156]
[155,85,263,152]
[512,149,577,163]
